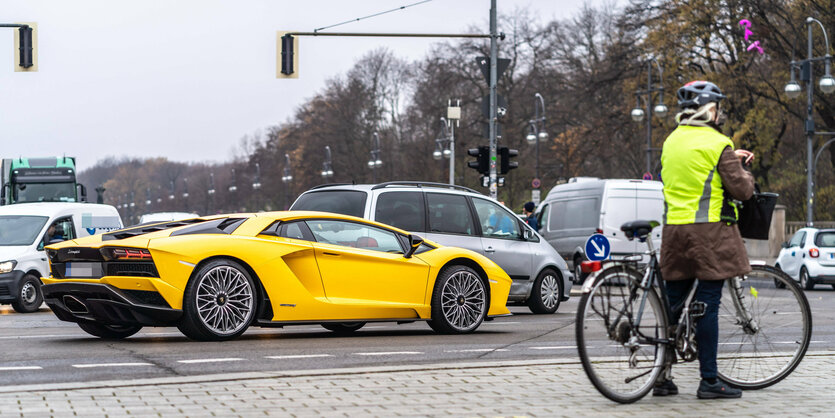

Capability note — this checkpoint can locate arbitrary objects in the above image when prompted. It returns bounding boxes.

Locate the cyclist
[655,80,754,399]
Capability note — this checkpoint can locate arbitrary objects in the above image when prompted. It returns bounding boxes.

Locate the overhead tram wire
[313,0,433,33]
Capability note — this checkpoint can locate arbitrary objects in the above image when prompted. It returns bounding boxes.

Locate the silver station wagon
[291,182,573,314]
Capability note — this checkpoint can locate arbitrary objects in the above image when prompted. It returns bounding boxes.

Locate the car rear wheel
[574,255,588,284]
[11,274,43,313]
[800,267,815,290]
[428,265,487,334]
[527,269,562,314]
[773,264,787,289]
[321,322,366,334]
[178,259,257,341]
[78,321,142,340]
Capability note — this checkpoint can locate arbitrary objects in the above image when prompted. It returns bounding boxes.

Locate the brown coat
[660,146,755,281]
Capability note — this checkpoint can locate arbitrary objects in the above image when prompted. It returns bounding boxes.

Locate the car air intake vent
[106,263,158,277]
[169,217,246,237]
[122,289,171,308]
[103,218,207,241]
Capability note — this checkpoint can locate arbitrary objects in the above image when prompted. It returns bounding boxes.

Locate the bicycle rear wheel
[576,265,668,404]
[717,264,812,389]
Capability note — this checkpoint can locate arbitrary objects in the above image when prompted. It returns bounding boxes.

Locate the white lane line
[353,351,423,356]
[0,366,42,371]
[177,358,244,364]
[0,334,81,340]
[482,322,520,325]
[72,363,153,368]
[265,354,334,360]
[445,349,509,353]
[530,346,577,350]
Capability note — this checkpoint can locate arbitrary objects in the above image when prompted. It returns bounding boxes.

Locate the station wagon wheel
[528,269,562,314]
[11,274,43,313]
[428,265,487,334]
[178,259,256,341]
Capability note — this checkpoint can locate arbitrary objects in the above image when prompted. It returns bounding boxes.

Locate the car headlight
[0,260,17,274]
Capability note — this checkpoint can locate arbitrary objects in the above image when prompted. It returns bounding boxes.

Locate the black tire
[321,322,366,334]
[11,274,43,313]
[800,267,815,290]
[527,269,563,314]
[77,321,142,340]
[717,265,812,389]
[573,255,588,284]
[177,259,257,341]
[773,265,787,289]
[427,265,487,334]
[576,265,668,404]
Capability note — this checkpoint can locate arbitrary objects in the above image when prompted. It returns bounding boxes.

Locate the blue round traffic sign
[585,234,611,261]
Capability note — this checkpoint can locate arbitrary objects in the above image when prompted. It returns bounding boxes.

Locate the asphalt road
[1,287,833,387]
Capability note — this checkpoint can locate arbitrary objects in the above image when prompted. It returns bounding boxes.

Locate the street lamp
[368,132,382,183]
[784,17,835,225]
[321,146,334,178]
[252,163,262,190]
[282,154,293,183]
[168,180,175,200]
[527,93,549,186]
[631,57,667,177]
[228,168,238,193]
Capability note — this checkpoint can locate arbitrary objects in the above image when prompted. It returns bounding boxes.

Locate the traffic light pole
[488,0,499,199]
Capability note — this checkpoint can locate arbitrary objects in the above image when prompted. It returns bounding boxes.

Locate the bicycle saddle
[620,220,660,240]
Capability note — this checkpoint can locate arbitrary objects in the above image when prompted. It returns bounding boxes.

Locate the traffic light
[276,31,298,79]
[499,147,518,174]
[467,146,490,175]
[13,22,37,72]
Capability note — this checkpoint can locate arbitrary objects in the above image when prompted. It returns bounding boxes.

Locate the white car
[137,212,199,225]
[0,202,123,312]
[775,227,835,290]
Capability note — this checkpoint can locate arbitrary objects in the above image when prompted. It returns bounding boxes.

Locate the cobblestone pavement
[0,353,832,417]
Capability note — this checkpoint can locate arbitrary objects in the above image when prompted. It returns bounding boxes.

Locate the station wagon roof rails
[371,181,479,194]
[309,183,355,190]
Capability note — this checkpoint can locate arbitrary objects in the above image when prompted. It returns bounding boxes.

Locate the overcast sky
[1,0,619,171]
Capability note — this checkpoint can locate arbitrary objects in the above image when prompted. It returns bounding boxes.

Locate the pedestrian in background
[523,201,538,232]
[655,80,755,400]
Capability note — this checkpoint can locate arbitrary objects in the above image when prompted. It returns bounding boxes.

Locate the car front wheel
[774,264,787,289]
[527,269,562,314]
[574,255,588,284]
[178,259,257,341]
[428,265,487,334]
[11,274,43,313]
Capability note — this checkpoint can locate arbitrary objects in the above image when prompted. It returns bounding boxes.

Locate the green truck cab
[1,157,87,205]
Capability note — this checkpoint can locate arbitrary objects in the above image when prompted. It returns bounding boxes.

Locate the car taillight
[581,260,602,273]
[595,228,603,234]
[809,248,820,258]
[104,247,152,260]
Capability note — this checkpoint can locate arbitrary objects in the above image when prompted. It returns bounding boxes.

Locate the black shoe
[697,379,742,399]
[652,379,678,396]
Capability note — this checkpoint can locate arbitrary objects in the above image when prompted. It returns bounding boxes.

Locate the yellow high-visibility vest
[661,125,736,225]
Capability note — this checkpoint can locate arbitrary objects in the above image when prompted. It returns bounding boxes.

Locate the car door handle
[485,247,495,253]
[322,252,341,257]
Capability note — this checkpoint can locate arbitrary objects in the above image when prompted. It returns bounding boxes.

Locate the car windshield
[815,231,835,247]
[14,182,77,203]
[0,215,49,246]
[291,191,367,218]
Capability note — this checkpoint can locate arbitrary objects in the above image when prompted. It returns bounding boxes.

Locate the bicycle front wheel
[576,265,668,404]
[717,264,812,389]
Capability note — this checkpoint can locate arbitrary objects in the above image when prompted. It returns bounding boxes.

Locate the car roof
[302,182,484,197]
[544,178,662,198]
[0,202,119,217]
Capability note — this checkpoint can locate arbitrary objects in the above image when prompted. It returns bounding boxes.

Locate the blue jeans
[665,279,725,379]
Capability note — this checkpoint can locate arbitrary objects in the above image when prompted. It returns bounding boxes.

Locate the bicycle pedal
[689,301,706,318]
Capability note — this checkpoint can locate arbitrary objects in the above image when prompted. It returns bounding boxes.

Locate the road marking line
[177,358,244,364]
[72,363,153,368]
[0,366,42,371]
[353,351,423,356]
[482,322,520,325]
[265,354,334,360]
[530,346,577,350]
[445,349,509,353]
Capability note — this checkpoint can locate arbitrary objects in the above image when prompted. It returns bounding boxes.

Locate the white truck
[0,202,122,312]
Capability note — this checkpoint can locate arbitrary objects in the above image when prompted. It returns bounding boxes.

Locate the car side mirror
[522,228,533,240]
[781,242,790,249]
[404,234,424,258]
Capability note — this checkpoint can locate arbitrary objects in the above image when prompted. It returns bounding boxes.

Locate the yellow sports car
[41,211,512,341]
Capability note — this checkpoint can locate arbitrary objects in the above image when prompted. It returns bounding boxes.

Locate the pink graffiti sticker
[739,19,764,54]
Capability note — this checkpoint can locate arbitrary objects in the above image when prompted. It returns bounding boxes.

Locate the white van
[0,202,122,312]
[535,178,664,282]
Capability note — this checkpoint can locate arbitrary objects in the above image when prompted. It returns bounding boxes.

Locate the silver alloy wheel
[21,282,37,304]
[440,270,485,331]
[195,265,254,336]
[540,274,560,310]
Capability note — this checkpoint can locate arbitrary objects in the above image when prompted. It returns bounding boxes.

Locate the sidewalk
[0,354,832,417]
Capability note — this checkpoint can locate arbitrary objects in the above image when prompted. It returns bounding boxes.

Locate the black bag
[737,187,778,240]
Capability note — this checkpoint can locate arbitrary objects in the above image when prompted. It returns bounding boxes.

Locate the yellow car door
[306,219,430,306]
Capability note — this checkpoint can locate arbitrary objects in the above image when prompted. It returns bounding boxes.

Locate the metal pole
[646,61,653,175]
[449,122,455,185]
[807,22,815,226]
[535,96,541,180]
[488,0,498,199]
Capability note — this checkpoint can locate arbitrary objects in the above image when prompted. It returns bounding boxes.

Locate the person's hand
[735,149,755,165]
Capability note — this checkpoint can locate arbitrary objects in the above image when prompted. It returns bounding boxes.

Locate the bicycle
[575,220,812,404]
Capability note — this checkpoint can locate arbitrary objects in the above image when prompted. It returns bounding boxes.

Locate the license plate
[65,262,102,278]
